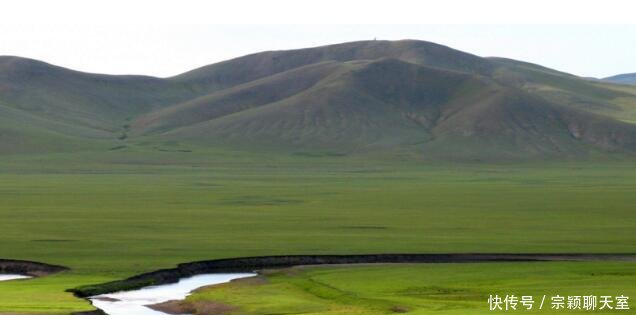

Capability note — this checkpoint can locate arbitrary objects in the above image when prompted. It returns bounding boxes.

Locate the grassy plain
[0,149,635,313]
[187,262,636,314]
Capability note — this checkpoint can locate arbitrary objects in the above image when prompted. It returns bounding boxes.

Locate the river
[90,273,255,315]
[0,274,30,281]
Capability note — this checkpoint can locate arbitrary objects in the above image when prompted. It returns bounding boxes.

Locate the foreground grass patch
[187,262,636,315]
[0,274,112,314]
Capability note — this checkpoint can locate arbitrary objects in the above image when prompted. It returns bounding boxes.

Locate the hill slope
[603,73,636,85]
[132,61,351,135]
[153,59,636,159]
[0,101,113,154]
[170,40,494,93]
[0,56,196,131]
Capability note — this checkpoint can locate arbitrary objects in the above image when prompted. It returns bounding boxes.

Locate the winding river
[90,273,255,315]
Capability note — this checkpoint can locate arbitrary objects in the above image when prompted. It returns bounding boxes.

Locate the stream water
[0,274,31,281]
[90,273,255,315]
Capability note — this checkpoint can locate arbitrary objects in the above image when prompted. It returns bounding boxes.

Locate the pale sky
[1,0,635,79]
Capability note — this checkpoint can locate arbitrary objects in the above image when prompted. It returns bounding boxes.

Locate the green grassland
[186,262,636,314]
[0,150,636,314]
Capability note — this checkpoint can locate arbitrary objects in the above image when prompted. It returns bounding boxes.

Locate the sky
[1,0,635,78]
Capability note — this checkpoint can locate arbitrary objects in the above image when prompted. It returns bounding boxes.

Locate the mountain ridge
[2,40,636,160]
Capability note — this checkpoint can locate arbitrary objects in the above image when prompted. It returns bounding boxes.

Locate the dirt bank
[148,299,236,315]
[0,259,68,277]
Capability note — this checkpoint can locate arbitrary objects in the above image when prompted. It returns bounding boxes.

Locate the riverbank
[68,253,636,298]
[0,259,68,277]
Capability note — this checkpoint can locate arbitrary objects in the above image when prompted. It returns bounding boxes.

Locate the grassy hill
[0,56,199,130]
[140,58,636,159]
[603,73,636,85]
[170,40,494,92]
[132,61,351,135]
[3,40,636,160]
[0,100,116,154]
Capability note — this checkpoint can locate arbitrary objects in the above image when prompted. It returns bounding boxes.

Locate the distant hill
[603,73,636,85]
[171,40,494,92]
[0,56,196,131]
[2,40,636,160]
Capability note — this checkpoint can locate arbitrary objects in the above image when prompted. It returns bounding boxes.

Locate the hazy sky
[1,1,634,78]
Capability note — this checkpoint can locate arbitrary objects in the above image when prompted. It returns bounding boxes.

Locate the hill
[2,40,636,160]
[170,40,494,92]
[0,56,198,131]
[150,58,636,160]
[603,73,636,85]
[0,100,112,154]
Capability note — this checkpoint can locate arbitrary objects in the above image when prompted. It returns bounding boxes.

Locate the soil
[0,259,68,277]
[148,300,235,315]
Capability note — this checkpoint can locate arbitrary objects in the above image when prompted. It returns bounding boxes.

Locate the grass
[0,274,111,315]
[0,151,636,313]
[187,262,636,314]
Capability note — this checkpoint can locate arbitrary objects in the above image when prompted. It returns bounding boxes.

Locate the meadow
[0,149,635,314]
[186,262,636,314]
